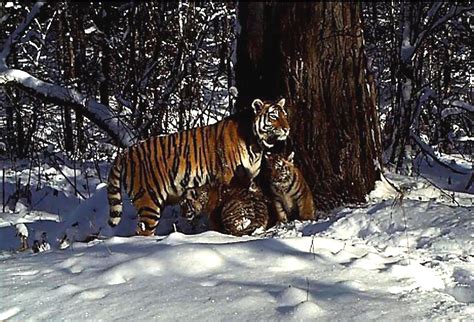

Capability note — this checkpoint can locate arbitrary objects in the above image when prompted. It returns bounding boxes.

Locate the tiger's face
[265,152,295,193]
[252,98,290,149]
[180,186,210,220]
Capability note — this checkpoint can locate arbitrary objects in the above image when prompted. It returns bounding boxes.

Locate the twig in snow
[309,234,316,260]
[390,189,411,260]
[413,162,462,207]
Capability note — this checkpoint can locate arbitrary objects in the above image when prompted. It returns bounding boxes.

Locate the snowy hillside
[1,1,472,320]
[0,154,472,320]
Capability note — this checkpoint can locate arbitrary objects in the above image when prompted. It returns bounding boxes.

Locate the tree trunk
[58,6,74,152]
[15,98,25,158]
[98,2,111,107]
[235,2,382,210]
[71,3,86,153]
[5,91,14,156]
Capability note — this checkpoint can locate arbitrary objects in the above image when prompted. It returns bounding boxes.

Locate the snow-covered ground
[0,154,472,320]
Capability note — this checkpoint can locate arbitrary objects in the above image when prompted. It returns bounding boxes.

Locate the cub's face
[252,98,290,149]
[264,152,295,193]
[180,186,210,219]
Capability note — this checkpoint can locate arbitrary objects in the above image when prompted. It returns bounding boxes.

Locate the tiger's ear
[252,99,264,113]
[277,98,286,107]
[287,151,295,163]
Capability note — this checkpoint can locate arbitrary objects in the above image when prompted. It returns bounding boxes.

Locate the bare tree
[0,2,135,148]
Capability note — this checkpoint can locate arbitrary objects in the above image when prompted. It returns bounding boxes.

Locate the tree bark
[235,2,382,210]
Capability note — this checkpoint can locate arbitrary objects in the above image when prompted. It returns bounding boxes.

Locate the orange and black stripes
[264,152,316,222]
[107,153,124,226]
[219,185,269,236]
[107,99,290,236]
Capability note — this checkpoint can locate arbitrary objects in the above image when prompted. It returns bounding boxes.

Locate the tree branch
[0,1,46,68]
[0,1,136,148]
[411,5,474,60]
[0,68,135,147]
[410,132,467,175]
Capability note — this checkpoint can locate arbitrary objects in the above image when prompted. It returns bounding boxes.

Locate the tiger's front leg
[133,193,161,236]
[272,199,289,223]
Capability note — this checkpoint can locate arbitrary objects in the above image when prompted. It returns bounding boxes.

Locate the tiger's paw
[135,222,155,237]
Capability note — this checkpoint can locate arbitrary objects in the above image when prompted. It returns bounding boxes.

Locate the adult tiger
[107,98,290,236]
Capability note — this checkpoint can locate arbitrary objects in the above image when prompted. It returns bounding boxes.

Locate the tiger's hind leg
[133,193,161,236]
[296,184,316,221]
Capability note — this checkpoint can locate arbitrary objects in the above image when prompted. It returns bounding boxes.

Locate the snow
[0,157,473,320]
[14,223,28,237]
[84,26,97,35]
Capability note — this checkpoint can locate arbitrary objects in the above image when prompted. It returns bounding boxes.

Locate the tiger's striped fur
[217,181,269,236]
[179,183,219,231]
[108,98,289,236]
[180,168,269,236]
[264,152,316,222]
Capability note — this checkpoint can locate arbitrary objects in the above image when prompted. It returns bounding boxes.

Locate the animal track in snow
[56,257,84,274]
[276,285,310,307]
[347,252,398,270]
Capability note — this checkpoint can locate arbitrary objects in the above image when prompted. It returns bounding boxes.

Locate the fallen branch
[0,69,135,147]
[410,132,467,175]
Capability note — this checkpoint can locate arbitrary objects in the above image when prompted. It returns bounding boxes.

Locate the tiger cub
[179,183,218,230]
[217,181,269,236]
[263,152,315,222]
[180,167,269,236]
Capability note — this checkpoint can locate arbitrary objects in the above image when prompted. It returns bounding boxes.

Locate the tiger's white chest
[241,143,263,179]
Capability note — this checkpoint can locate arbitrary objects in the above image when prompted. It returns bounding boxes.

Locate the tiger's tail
[107,153,124,227]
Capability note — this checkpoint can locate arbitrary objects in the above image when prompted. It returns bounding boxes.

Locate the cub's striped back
[179,167,270,236]
[217,182,269,236]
